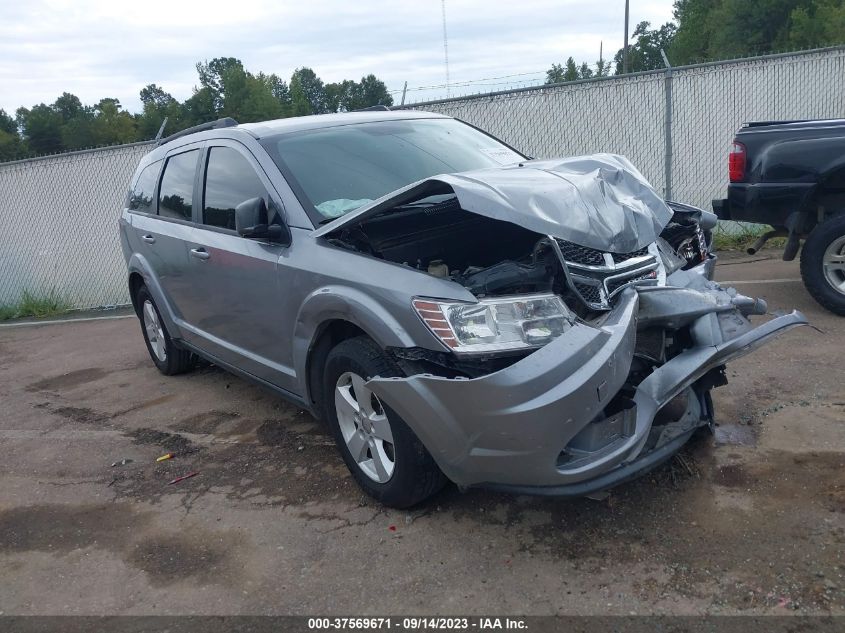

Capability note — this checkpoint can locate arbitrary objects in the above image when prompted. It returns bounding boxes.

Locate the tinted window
[203,147,267,230]
[128,161,161,212]
[158,150,199,220]
[260,118,524,221]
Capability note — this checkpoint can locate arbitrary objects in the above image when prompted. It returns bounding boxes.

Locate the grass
[0,289,74,321]
[712,227,787,252]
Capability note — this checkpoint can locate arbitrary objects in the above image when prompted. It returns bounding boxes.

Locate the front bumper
[368,287,807,495]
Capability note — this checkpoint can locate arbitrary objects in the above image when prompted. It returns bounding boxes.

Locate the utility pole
[400,81,408,106]
[599,41,603,76]
[441,0,451,97]
[623,0,630,74]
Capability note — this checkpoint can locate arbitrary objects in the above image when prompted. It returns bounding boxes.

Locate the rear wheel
[800,214,845,316]
[322,336,446,508]
[136,285,194,375]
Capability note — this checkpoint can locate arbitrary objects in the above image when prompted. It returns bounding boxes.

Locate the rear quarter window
[128,160,161,212]
[158,149,200,221]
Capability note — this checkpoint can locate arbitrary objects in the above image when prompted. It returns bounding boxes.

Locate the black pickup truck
[713,119,845,315]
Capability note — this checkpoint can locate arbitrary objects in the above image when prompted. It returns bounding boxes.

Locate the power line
[388,70,548,94]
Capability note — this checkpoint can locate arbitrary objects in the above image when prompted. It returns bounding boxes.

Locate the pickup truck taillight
[729,141,746,182]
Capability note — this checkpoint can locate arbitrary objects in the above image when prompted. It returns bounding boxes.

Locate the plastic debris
[110,458,133,467]
[156,452,175,462]
[388,525,397,532]
[167,471,199,485]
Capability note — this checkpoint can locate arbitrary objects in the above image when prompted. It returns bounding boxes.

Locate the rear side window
[158,150,199,221]
[128,161,161,212]
[203,146,267,230]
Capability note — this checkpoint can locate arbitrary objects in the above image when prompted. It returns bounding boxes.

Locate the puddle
[714,424,757,446]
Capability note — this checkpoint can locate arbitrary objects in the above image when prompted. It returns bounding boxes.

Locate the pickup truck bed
[713,119,845,315]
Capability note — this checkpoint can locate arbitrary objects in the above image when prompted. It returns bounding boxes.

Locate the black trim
[177,339,312,413]
[157,117,238,147]
[475,429,695,498]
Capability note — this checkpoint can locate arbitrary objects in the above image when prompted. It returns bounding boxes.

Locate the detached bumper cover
[367,289,807,494]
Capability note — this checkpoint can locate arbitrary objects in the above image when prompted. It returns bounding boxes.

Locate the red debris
[388,525,397,532]
[167,471,199,485]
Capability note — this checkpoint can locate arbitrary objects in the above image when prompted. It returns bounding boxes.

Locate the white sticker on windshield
[479,146,522,165]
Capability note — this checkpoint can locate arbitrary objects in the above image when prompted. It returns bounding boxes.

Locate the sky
[0,0,675,115]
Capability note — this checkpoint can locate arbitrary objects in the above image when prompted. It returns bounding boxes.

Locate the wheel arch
[304,319,369,419]
[125,252,181,336]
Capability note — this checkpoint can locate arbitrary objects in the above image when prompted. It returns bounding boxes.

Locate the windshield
[260,118,525,223]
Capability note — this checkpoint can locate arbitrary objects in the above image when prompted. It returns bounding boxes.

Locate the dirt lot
[0,251,843,615]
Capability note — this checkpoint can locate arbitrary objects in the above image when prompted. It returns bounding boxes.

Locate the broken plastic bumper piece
[367,289,806,496]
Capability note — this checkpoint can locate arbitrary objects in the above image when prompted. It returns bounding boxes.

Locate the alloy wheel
[334,371,395,483]
[142,299,167,362]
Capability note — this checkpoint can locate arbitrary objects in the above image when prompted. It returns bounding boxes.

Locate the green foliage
[290,67,327,115]
[669,0,845,65]
[2,59,394,161]
[0,109,25,161]
[786,0,845,49]
[0,289,73,321]
[613,21,677,73]
[545,56,606,84]
[545,0,845,81]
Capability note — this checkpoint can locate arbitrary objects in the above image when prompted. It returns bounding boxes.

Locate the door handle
[190,247,210,260]
[141,234,156,244]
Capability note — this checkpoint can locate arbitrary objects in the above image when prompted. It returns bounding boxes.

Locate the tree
[669,0,720,64]
[0,109,25,161]
[545,57,594,84]
[787,0,845,49]
[545,63,565,84]
[614,21,677,73]
[16,104,63,155]
[91,98,137,145]
[196,57,244,112]
[289,67,327,115]
[350,74,393,110]
[138,84,181,140]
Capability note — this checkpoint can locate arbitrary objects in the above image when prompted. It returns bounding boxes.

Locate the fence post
[661,49,673,201]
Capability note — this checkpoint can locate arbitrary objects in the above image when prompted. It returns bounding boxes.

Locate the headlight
[413,294,575,353]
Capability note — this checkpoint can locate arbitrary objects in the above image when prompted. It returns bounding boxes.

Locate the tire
[322,336,446,508]
[135,285,195,375]
[800,214,845,316]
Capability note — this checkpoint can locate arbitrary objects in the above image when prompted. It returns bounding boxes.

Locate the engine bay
[325,193,713,317]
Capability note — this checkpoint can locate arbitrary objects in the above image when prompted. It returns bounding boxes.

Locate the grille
[606,270,657,296]
[573,282,602,305]
[611,247,649,264]
[555,240,605,266]
[553,239,660,310]
[557,239,651,267]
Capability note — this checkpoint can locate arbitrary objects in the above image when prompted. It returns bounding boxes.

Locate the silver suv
[120,110,806,507]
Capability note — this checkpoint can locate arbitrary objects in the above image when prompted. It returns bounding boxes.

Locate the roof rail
[157,117,239,146]
[351,105,391,112]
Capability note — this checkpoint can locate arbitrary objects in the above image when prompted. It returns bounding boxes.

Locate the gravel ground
[0,251,842,615]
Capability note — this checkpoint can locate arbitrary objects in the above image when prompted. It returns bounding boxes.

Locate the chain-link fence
[2,47,845,311]
[401,46,845,242]
[0,141,153,309]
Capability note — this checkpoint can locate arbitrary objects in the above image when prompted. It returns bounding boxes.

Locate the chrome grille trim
[550,237,663,310]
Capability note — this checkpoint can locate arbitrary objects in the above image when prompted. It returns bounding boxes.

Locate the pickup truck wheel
[136,285,195,375]
[800,215,845,316]
[323,336,446,508]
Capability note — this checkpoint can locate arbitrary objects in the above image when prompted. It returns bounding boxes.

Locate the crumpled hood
[315,153,673,253]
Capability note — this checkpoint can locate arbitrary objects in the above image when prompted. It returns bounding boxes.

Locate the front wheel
[800,214,845,316]
[322,337,446,508]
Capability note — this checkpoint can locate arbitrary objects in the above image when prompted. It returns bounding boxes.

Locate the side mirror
[235,197,290,245]
[236,197,268,237]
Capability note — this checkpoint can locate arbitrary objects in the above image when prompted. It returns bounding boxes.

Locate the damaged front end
[319,155,807,495]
